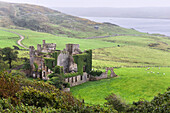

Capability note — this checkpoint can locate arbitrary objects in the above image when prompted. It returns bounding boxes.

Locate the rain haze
[1,0,170,7]
[1,0,170,36]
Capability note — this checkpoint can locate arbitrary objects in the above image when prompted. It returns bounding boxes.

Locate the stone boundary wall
[64,73,90,87]
[90,73,108,81]
[90,67,118,81]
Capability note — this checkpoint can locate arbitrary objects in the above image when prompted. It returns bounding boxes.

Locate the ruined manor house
[29,40,117,87]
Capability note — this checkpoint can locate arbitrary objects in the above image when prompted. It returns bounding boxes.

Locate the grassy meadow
[92,46,170,68]
[0,28,117,51]
[71,67,170,105]
[0,30,20,48]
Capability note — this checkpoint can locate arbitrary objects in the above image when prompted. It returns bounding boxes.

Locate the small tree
[2,47,18,69]
[0,48,2,61]
[105,93,128,112]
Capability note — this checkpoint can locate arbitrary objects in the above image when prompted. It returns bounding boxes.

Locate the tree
[0,48,2,61]
[1,47,18,69]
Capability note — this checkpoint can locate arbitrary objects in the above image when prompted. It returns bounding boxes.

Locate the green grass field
[0,30,20,48]
[0,28,117,51]
[71,67,170,105]
[92,46,170,68]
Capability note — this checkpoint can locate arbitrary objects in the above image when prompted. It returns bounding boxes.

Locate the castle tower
[43,40,46,48]
[66,44,80,55]
[37,44,41,53]
[29,46,35,74]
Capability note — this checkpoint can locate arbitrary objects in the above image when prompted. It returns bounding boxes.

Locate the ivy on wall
[54,66,64,75]
[85,50,92,73]
[33,63,38,72]
[73,50,92,75]
[52,51,60,66]
[44,58,55,71]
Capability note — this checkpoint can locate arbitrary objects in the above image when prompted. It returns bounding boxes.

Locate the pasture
[0,28,117,50]
[0,30,20,48]
[92,46,170,68]
[71,67,170,105]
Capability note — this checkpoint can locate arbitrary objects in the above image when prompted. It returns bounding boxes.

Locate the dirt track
[0,29,28,49]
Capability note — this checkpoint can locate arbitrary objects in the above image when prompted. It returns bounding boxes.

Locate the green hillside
[0,1,144,38]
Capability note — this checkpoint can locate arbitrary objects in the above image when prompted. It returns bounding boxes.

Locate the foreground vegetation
[71,67,170,105]
[0,70,169,112]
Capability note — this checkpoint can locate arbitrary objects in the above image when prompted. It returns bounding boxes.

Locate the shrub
[16,86,59,108]
[89,70,103,76]
[64,72,80,78]
[0,97,59,112]
[22,60,31,70]
[48,74,64,89]
[53,66,63,74]
[127,87,170,113]
[0,71,20,99]
[105,93,128,112]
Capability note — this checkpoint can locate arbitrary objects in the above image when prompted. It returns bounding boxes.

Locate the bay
[82,17,170,36]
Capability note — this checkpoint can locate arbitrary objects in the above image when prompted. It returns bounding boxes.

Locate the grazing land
[0,30,19,48]
[71,67,170,105]
[93,46,170,68]
[0,28,117,51]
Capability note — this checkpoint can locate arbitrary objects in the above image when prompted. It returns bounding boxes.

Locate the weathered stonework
[29,40,117,88]
[64,72,90,87]
[29,40,90,81]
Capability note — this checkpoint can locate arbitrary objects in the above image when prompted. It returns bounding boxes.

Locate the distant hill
[55,7,170,19]
[0,1,143,38]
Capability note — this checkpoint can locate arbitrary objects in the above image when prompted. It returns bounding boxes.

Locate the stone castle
[29,40,117,87]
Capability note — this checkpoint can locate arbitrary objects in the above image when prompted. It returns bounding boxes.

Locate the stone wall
[57,52,70,73]
[90,67,118,81]
[64,72,90,87]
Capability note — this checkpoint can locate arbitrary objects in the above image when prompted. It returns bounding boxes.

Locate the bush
[53,66,63,74]
[48,74,64,89]
[127,87,170,113]
[22,60,31,70]
[0,97,59,112]
[105,93,128,112]
[17,86,59,108]
[0,71,20,99]
[64,72,80,78]
[89,70,103,76]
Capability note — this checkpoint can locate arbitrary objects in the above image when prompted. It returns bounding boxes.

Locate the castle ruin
[29,40,117,87]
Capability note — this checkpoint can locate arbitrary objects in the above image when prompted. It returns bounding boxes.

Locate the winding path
[0,29,28,49]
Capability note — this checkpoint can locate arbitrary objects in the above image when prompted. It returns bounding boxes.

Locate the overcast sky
[1,0,170,8]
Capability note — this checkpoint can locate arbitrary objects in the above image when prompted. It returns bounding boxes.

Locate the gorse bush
[0,71,20,99]
[16,86,59,108]
[0,70,168,112]
[0,71,117,112]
